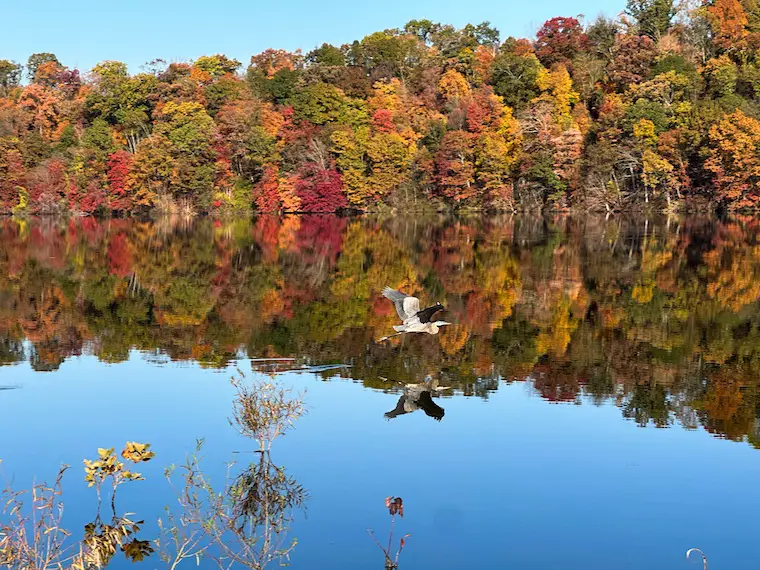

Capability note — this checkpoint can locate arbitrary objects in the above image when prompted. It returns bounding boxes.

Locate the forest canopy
[3,1,760,215]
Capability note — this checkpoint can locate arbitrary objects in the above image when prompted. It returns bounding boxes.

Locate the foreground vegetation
[1,214,760,447]
[0,374,414,569]
[0,376,314,570]
[5,0,760,214]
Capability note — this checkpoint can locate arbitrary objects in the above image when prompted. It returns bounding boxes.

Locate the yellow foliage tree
[438,69,471,102]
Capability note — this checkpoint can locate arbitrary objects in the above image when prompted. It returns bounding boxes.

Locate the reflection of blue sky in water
[1,353,760,569]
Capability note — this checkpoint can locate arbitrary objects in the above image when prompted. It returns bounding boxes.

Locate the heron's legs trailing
[377,332,405,342]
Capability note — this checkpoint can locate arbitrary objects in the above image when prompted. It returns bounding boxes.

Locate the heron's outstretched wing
[384,396,410,420]
[382,286,421,321]
[417,391,445,421]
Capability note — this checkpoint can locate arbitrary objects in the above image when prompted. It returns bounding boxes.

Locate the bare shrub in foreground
[158,372,307,569]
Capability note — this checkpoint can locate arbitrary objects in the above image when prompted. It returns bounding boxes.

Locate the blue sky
[3,0,625,74]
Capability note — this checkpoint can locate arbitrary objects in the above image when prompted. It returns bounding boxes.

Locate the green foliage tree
[0,60,22,93]
[626,0,676,39]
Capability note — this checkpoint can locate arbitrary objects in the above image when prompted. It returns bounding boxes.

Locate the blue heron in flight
[378,286,450,342]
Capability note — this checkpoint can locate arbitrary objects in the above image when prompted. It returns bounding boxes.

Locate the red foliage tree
[372,109,395,133]
[28,160,69,214]
[608,35,657,88]
[73,180,107,215]
[465,89,503,133]
[106,150,133,212]
[0,148,25,213]
[534,17,589,68]
[295,165,347,212]
[434,131,476,202]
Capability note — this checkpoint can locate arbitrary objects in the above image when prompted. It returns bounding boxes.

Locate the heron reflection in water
[378,286,451,342]
[383,377,450,422]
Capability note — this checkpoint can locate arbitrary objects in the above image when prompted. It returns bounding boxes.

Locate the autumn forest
[5,0,760,214]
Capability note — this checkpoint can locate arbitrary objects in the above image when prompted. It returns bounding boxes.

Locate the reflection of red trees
[532,364,582,403]
[373,296,394,317]
[5,216,760,450]
[18,287,87,366]
[252,216,281,263]
[0,222,24,277]
[30,225,66,270]
[464,293,494,333]
[295,215,347,268]
[108,233,133,278]
[81,217,106,243]
[212,237,233,292]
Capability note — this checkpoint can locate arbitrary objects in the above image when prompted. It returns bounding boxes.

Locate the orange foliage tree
[705,110,760,209]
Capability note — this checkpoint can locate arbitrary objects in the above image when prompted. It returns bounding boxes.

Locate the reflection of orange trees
[216,261,287,333]
[535,296,578,357]
[7,216,760,449]
[631,282,654,304]
[472,342,494,376]
[548,242,584,303]
[599,306,624,329]
[473,237,522,329]
[462,293,492,332]
[439,324,469,355]
[704,225,760,312]
[19,286,84,344]
[107,231,133,278]
[277,215,301,251]
[425,223,478,294]
[696,370,756,441]
[259,288,286,324]
[331,222,418,332]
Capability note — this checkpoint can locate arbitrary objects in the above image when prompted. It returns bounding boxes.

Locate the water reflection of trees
[3,215,760,447]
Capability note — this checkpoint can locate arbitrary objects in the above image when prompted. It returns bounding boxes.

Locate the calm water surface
[1,214,760,569]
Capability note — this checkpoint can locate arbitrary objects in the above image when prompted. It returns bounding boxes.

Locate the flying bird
[378,286,450,342]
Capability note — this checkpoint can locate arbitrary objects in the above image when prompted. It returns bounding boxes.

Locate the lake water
[1,214,760,570]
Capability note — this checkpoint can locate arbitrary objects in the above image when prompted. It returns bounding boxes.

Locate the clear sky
[3,0,625,75]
